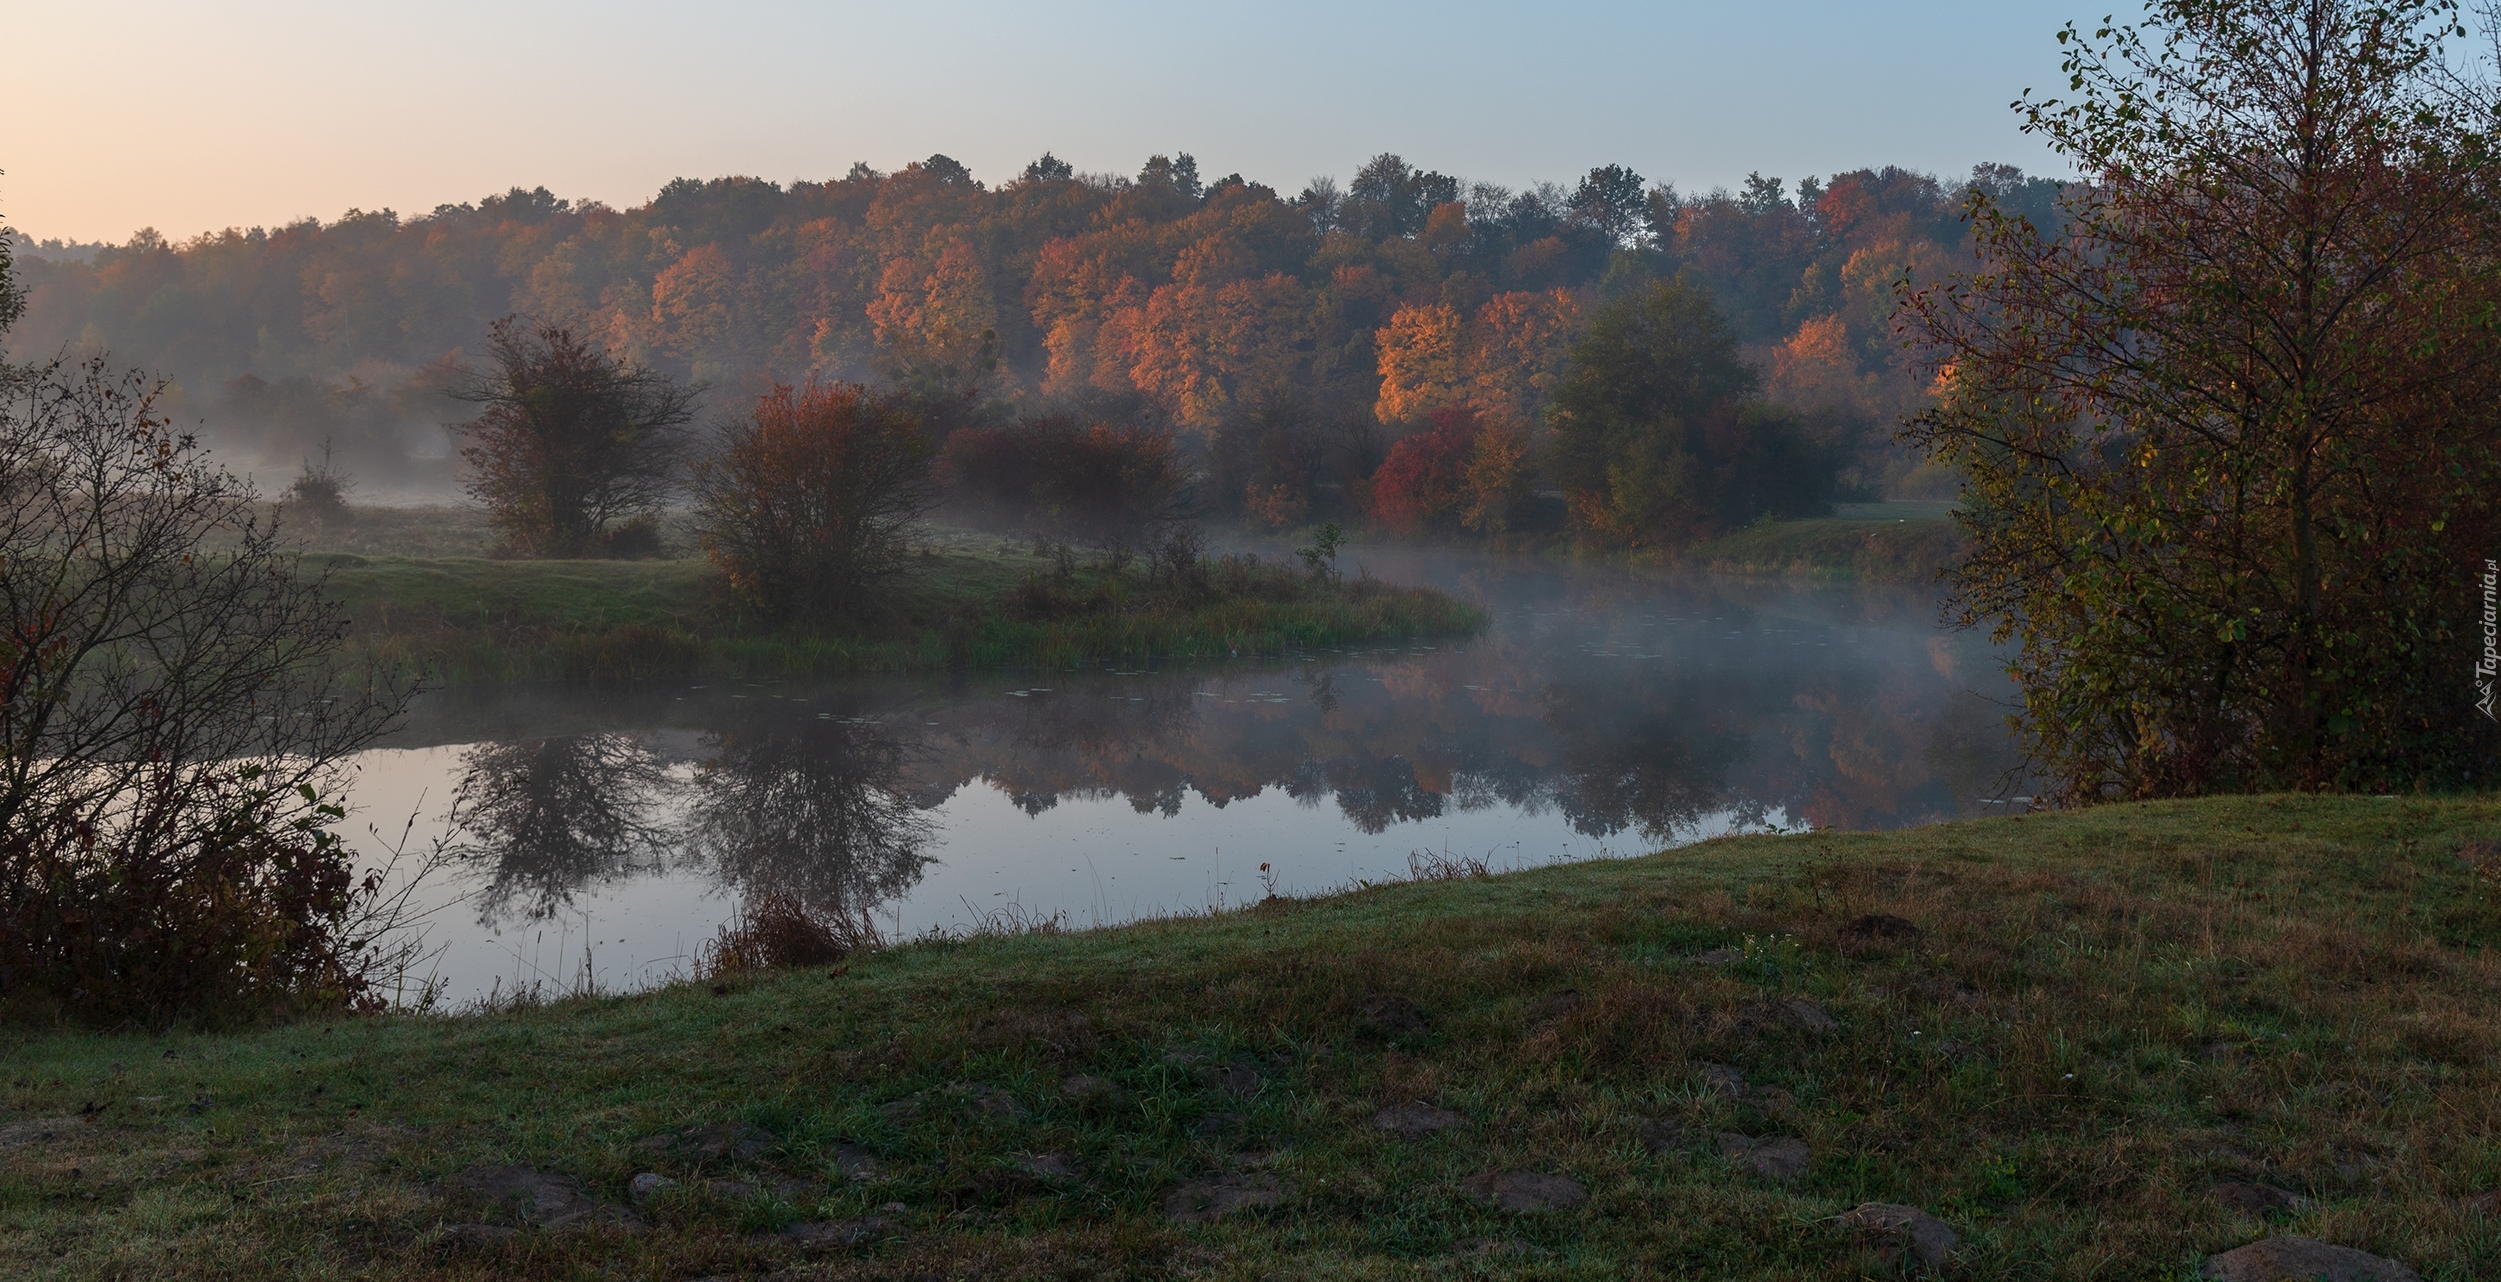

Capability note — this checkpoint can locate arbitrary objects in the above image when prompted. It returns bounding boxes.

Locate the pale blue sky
[11,0,2096,243]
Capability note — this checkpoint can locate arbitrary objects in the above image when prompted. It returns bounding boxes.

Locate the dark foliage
[448,733,675,926]
[1208,389,1383,529]
[937,410,1196,568]
[1902,0,2501,798]
[0,359,406,1025]
[1548,279,1837,545]
[284,438,354,526]
[455,317,699,558]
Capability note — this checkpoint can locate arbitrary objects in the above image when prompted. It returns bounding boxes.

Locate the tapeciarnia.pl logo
[2480,557,2499,721]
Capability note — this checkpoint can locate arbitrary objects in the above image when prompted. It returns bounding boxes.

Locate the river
[344,549,2028,1005]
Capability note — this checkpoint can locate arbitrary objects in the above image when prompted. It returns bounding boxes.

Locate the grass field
[6,792,2501,1278]
[284,510,1481,684]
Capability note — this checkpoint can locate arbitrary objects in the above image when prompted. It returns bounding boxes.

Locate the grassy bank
[1682,505,1963,583]
[309,542,1480,684]
[7,793,2501,1278]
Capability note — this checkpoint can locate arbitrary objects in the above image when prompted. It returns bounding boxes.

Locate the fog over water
[349,549,2026,1004]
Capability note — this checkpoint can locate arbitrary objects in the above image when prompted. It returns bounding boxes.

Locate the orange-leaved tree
[694,382,936,622]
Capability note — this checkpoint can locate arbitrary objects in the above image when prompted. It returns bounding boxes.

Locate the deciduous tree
[1901,0,2501,798]
[694,381,936,622]
[1548,279,1835,545]
[455,317,698,557]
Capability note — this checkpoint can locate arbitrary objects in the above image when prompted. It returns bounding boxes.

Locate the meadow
[4,792,2496,1278]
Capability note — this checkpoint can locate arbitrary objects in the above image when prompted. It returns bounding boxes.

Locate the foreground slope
[5,793,2500,1278]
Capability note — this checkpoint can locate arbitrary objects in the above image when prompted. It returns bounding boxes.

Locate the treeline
[5,153,2062,518]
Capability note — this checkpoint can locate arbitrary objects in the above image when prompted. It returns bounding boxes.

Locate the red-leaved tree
[1369,409,1481,534]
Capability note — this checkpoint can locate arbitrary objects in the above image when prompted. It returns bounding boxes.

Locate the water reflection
[683,714,935,919]
[449,733,675,923]
[385,558,2024,995]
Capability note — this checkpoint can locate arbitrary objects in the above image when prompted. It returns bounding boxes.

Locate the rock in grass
[1840,1202,1958,1268]
[1217,1063,1264,1097]
[1693,947,1743,966]
[626,1172,677,1205]
[639,1121,777,1161]
[1016,1153,1077,1180]
[2201,1237,2421,1281]
[1459,1170,1589,1212]
[2206,1181,2314,1216]
[961,1084,1025,1119]
[1638,1118,1687,1154]
[1373,1102,1466,1135]
[1716,1133,1811,1183]
[1060,1074,1126,1107]
[1359,994,1430,1039]
[447,1165,641,1231]
[1162,1173,1286,1223]
[1749,997,1838,1034]
[777,1215,894,1246]
[1696,1062,1749,1098]
[1842,913,1923,941]
[831,1142,886,1182]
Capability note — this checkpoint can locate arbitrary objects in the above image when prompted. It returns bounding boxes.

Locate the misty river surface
[346,550,2028,1004]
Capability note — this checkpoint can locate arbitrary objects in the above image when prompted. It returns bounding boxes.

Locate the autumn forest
[5,151,2062,532]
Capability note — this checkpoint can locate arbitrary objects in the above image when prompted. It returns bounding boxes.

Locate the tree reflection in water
[684,713,934,926]
[449,733,675,924]
[405,573,2026,939]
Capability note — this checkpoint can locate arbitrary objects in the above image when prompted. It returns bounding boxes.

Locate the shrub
[703,888,879,975]
[694,382,937,623]
[0,359,406,1025]
[284,438,354,526]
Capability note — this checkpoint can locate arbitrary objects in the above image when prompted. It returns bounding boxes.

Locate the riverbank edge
[1313,515,1963,584]
[315,551,1486,685]
[5,791,2498,1277]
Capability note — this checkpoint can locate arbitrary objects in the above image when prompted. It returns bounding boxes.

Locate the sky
[8,0,2094,245]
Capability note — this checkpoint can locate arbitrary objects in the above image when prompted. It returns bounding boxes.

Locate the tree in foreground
[1547,278,1836,546]
[1902,0,2501,799]
[455,317,698,558]
[0,359,408,1024]
[694,382,937,622]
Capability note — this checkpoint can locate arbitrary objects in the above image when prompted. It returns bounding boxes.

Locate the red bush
[1367,408,1480,534]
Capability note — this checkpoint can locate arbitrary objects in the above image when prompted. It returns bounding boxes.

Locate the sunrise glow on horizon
[10,0,2086,245]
